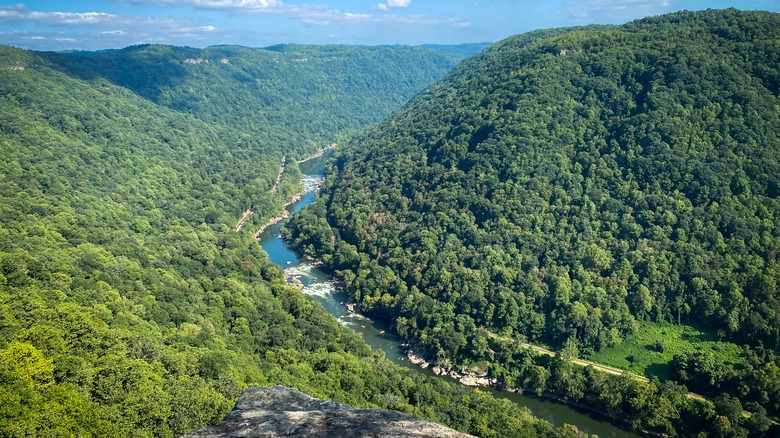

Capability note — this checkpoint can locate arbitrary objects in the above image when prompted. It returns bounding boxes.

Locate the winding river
[257,151,639,437]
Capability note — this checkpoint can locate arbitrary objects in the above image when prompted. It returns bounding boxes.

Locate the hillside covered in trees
[57,43,470,159]
[0,43,574,437]
[285,9,780,436]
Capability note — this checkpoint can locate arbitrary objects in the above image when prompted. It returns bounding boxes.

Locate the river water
[257,152,638,437]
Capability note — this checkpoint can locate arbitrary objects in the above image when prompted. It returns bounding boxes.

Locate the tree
[0,342,54,392]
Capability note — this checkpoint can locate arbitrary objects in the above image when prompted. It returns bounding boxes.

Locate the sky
[0,0,778,51]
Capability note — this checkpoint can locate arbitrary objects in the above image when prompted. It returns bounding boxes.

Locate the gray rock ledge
[182,385,474,438]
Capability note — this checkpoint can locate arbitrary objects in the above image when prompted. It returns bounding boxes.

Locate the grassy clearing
[585,321,744,381]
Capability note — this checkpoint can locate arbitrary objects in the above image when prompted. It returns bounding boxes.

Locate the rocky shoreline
[252,192,304,238]
[253,176,323,238]
[297,144,335,164]
[402,346,665,436]
[404,349,500,389]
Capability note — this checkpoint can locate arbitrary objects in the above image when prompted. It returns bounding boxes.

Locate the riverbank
[254,176,323,238]
[297,144,335,164]
[242,148,331,237]
[405,348,496,387]
[302,268,645,435]
[258,161,639,437]
[278,218,644,435]
[401,345,668,437]
[253,193,303,238]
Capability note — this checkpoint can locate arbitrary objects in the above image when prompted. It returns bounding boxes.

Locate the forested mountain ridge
[285,9,780,436]
[54,43,464,158]
[422,43,492,58]
[0,44,569,437]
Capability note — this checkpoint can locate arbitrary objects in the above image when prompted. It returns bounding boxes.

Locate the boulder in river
[460,376,478,386]
[406,350,430,368]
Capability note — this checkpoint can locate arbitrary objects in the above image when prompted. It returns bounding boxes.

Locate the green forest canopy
[285,9,780,437]
[57,43,469,159]
[0,43,573,437]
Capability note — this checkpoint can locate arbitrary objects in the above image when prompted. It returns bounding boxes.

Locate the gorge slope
[285,9,780,436]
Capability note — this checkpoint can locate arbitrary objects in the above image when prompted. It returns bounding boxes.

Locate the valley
[0,41,564,437]
[1,7,779,438]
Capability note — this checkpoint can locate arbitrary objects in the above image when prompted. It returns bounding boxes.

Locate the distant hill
[420,42,491,58]
[55,44,463,158]
[286,9,780,436]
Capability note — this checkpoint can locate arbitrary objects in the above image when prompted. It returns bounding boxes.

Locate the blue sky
[1,0,778,50]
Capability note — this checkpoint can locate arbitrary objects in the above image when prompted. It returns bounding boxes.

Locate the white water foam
[304,280,339,298]
[301,176,323,192]
[284,263,314,278]
[337,316,359,327]
[284,262,343,298]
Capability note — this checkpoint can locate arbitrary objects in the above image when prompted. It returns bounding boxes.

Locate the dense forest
[58,43,469,159]
[0,44,574,437]
[285,9,780,436]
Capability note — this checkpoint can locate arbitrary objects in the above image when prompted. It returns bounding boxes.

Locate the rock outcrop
[182,386,474,438]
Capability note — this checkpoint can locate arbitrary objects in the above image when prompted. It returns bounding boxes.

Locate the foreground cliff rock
[182,386,475,438]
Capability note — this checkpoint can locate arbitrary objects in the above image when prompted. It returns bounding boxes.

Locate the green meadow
[586,322,744,381]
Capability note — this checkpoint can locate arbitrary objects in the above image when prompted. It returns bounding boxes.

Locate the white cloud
[240,3,463,28]
[122,0,283,10]
[119,0,444,28]
[377,0,411,11]
[293,8,466,27]
[39,12,117,25]
[0,4,220,33]
[0,4,26,19]
[169,25,219,37]
[1,1,469,49]
[0,4,224,49]
[192,0,281,7]
[0,5,118,25]
[387,0,411,7]
[567,0,672,22]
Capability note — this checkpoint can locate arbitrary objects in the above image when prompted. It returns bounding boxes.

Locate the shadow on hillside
[645,362,671,381]
[41,44,197,106]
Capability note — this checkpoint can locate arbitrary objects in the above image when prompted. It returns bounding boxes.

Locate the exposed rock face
[182,386,475,438]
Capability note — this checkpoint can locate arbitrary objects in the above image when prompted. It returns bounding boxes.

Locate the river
[257,151,639,437]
